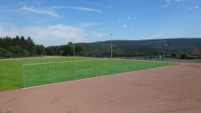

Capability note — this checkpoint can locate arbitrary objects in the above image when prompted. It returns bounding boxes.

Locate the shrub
[180,52,190,59]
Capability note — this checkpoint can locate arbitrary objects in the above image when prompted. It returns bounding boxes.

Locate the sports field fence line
[23,59,116,88]
[23,58,170,88]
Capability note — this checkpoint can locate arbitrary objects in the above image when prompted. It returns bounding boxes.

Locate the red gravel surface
[0,62,201,113]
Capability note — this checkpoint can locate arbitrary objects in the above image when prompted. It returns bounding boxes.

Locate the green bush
[180,52,190,59]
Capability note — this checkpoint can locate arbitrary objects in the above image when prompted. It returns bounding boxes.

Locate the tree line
[0,36,84,58]
[0,36,35,58]
[1,36,200,59]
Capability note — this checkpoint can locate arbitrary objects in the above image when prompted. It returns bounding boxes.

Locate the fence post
[23,64,25,88]
[76,60,78,80]
[96,59,97,76]
[52,63,54,83]
[111,58,113,74]
[125,59,128,72]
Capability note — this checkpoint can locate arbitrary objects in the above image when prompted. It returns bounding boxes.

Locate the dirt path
[0,62,201,113]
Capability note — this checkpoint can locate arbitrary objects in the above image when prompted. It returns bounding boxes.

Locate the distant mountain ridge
[78,38,201,56]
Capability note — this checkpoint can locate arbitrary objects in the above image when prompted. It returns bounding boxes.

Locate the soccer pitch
[0,57,172,91]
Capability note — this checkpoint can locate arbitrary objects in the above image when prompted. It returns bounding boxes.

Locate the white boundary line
[23,61,76,66]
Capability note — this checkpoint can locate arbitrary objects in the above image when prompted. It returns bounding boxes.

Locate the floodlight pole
[110,34,113,59]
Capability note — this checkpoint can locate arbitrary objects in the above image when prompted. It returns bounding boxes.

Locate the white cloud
[105,5,112,9]
[0,24,106,46]
[175,0,181,2]
[23,25,87,45]
[189,6,199,10]
[160,3,171,8]
[161,0,186,8]
[94,2,112,9]
[127,16,136,20]
[118,16,136,24]
[92,32,106,38]
[70,6,102,13]
[127,17,132,20]
[95,2,112,8]
[162,0,174,8]
[47,24,82,38]
[21,6,58,17]
[195,6,199,9]
[123,25,127,28]
[175,0,187,2]
[76,23,98,28]
[166,0,183,2]
[0,26,19,37]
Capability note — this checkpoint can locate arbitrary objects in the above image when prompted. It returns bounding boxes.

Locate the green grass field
[0,57,172,91]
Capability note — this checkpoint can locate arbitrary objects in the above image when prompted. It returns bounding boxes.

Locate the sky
[0,0,201,46]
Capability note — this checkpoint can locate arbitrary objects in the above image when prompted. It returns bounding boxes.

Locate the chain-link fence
[23,59,171,88]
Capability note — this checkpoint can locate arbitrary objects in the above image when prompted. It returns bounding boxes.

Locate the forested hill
[78,38,201,56]
[1,36,201,58]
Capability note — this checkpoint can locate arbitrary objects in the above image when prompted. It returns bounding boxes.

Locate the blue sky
[0,0,201,46]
